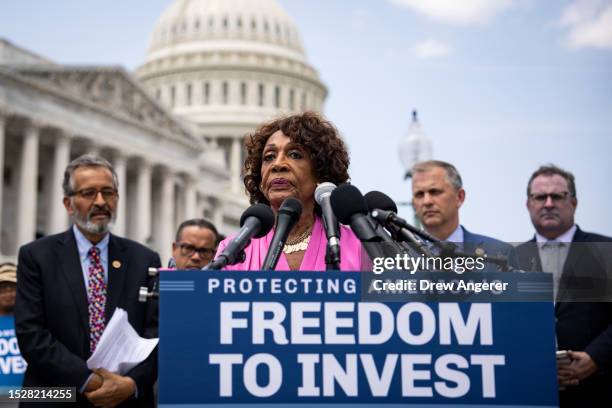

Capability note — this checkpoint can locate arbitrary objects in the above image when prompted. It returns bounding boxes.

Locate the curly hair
[243,111,350,205]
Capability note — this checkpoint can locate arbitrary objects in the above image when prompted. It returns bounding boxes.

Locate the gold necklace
[283,227,312,254]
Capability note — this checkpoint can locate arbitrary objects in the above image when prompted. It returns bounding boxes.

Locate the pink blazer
[215,216,364,271]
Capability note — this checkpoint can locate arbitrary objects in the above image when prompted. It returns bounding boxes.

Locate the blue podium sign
[0,315,26,395]
[159,271,558,407]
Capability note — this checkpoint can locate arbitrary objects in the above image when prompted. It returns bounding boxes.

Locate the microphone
[364,191,398,213]
[365,191,433,257]
[371,208,439,243]
[205,203,275,270]
[364,191,399,242]
[138,267,160,303]
[315,182,341,270]
[330,184,387,260]
[167,257,176,269]
[261,198,303,270]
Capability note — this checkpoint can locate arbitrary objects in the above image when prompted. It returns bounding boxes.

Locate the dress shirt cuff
[80,373,95,394]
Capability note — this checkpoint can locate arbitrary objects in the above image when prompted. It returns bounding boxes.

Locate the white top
[536,224,577,244]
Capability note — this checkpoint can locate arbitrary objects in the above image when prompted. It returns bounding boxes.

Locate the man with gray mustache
[15,154,160,407]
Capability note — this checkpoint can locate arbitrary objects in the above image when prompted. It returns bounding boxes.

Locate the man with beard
[171,219,219,269]
[15,155,160,407]
[517,164,612,407]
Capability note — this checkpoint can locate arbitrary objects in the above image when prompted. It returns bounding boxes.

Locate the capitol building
[0,0,327,264]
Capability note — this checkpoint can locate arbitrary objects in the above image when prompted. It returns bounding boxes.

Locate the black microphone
[205,203,275,270]
[371,208,434,257]
[365,191,429,256]
[364,191,399,243]
[371,208,439,243]
[315,182,341,270]
[364,191,398,213]
[167,257,176,268]
[330,184,387,260]
[365,191,434,257]
[261,198,303,270]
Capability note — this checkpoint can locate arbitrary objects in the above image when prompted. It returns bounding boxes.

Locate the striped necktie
[87,246,107,353]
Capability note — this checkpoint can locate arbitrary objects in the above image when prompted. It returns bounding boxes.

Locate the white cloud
[388,0,515,25]
[560,0,612,50]
[414,39,452,59]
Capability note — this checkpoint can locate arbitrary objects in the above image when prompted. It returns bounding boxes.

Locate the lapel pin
[112,260,121,269]
[475,247,485,256]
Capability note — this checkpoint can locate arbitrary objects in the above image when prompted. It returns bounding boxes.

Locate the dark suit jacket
[516,226,612,407]
[15,228,160,407]
[462,226,519,271]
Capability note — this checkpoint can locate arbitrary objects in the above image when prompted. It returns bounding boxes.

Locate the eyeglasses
[529,191,571,203]
[70,188,118,202]
[178,243,216,259]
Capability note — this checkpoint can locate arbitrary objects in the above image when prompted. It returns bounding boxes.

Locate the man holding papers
[15,155,160,407]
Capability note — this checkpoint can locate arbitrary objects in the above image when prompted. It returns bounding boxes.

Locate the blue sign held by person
[0,316,26,395]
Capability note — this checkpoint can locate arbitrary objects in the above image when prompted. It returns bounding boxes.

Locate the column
[135,159,152,245]
[230,78,240,106]
[211,79,220,106]
[194,78,203,107]
[159,168,175,266]
[196,195,206,220]
[46,133,71,234]
[210,197,223,233]
[113,153,127,236]
[176,81,185,107]
[16,123,40,249]
[183,175,197,220]
[266,82,275,108]
[86,141,100,157]
[230,136,242,193]
[0,114,6,250]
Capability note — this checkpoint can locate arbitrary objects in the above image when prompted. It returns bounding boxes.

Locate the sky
[2,0,611,241]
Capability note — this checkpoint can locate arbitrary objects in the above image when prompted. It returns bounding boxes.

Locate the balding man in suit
[410,160,517,269]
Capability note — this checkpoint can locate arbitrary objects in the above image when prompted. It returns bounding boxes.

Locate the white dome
[136,0,327,142]
[146,0,306,64]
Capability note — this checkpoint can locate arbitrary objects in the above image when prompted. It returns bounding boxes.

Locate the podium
[158,271,559,407]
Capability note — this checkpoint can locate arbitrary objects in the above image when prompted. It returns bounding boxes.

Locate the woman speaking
[216,112,363,271]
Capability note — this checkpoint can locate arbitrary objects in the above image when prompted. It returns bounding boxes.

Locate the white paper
[87,308,158,375]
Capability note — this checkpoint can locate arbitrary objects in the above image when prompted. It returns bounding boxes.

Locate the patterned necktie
[87,246,106,353]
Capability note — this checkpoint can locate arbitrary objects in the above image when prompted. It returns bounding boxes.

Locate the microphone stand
[371,209,511,272]
[204,250,246,270]
[435,242,511,272]
[371,210,431,257]
[139,267,160,302]
[384,222,433,257]
[401,229,511,272]
[325,242,341,270]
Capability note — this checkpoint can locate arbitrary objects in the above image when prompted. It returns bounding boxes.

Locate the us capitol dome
[0,0,326,264]
[136,0,328,194]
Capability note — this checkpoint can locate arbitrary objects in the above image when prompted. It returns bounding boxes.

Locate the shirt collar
[444,224,464,243]
[73,224,110,260]
[535,224,577,244]
[423,224,464,243]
